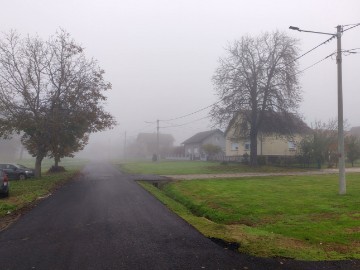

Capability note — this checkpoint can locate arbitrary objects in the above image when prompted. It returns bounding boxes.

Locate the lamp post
[289,25,346,195]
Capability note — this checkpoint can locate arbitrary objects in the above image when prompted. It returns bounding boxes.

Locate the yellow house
[226,132,303,157]
[225,113,310,158]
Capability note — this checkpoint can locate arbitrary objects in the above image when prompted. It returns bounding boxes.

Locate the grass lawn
[119,160,309,175]
[139,173,360,260]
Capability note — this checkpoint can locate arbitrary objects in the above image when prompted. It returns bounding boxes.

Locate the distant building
[135,133,175,159]
[182,129,225,160]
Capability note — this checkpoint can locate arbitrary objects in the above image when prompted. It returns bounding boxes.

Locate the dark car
[0,170,9,197]
[0,164,35,180]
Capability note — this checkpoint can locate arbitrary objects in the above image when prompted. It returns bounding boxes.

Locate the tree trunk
[250,128,258,167]
[35,155,43,178]
[54,156,60,168]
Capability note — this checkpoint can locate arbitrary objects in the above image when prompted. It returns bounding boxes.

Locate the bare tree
[0,30,116,177]
[211,31,302,166]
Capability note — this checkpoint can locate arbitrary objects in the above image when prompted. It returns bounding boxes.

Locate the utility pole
[336,25,346,195]
[289,24,346,195]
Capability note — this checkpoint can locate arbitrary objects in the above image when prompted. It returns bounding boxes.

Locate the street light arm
[289,26,335,36]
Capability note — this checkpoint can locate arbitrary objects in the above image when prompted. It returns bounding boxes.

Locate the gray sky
[1,0,359,152]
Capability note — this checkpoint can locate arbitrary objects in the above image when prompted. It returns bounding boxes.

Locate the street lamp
[289,25,346,195]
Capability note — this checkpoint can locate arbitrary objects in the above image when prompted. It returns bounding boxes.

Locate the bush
[47,166,66,173]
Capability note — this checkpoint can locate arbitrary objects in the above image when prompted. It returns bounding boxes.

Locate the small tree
[298,120,338,168]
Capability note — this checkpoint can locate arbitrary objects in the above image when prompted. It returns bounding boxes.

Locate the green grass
[119,160,308,175]
[140,173,360,260]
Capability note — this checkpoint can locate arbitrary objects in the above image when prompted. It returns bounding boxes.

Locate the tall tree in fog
[0,30,116,177]
[211,31,302,166]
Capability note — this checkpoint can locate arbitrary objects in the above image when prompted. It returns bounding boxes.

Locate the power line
[342,23,360,32]
[158,98,224,122]
[160,116,210,129]
[342,48,360,55]
[289,35,335,64]
[294,52,335,75]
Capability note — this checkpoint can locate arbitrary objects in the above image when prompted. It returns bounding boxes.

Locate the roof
[182,129,223,144]
[225,111,311,137]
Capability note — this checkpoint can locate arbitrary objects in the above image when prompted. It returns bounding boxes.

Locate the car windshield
[16,164,27,169]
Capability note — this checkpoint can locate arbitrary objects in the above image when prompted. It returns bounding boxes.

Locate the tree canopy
[211,31,302,166]
[0,30,116,176]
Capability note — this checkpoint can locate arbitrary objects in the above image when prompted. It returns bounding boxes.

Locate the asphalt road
[0,163,358,270]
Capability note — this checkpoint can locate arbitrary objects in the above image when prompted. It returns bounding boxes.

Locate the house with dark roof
[225,112,310,157]
[182,129,225,160]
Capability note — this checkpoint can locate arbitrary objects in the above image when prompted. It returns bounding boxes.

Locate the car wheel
[19,174,26,180]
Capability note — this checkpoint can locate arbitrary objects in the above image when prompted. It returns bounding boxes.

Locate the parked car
[0,170,9,197]
[0,164,35,180]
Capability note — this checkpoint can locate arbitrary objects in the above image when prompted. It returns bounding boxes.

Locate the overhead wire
[160,116,211,129]
[158,97,225,122]
[292,52,335,76]
[342,23,360,33]
[289,35,336,64]
[342,48,360,55]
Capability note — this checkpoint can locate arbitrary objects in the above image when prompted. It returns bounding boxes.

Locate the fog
[0,0,359,160]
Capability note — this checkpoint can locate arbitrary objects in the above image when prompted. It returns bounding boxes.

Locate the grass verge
[139,173,360,260]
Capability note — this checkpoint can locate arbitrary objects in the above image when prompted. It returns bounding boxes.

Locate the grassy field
[119,160,310,175]
[139,173,360,260]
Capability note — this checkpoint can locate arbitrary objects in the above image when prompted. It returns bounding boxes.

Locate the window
[231,142,239,151]
[288,141,296,151]
[244,142,251,151]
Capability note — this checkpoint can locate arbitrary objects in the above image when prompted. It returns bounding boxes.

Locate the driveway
[0,163,358,270]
